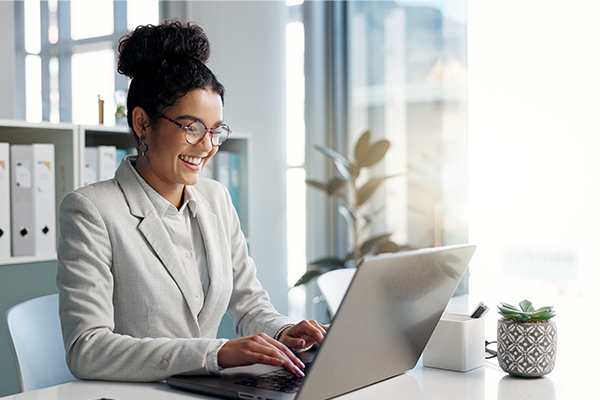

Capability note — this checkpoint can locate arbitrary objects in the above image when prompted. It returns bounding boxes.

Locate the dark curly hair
[117,20,225,141]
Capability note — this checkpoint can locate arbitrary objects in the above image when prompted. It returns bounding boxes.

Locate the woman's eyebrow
[177,115,224,125]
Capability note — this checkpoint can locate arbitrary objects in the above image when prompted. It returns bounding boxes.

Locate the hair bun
[118,20,211,80]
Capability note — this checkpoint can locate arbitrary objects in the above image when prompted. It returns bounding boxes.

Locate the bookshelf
[0,119,251,265]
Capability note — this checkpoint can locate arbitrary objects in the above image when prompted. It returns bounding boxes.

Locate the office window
[347,1,468,290]
[16,0,160,124]
[468,1,600,302]
[286,0,307,319]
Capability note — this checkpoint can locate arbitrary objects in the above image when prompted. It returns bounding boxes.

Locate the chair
[4,293,76,392]
[316,268,356,316]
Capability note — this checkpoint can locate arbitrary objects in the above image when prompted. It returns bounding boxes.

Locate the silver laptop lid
[296,244,476,400]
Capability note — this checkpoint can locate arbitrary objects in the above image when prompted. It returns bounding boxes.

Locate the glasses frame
[157,112,231,146]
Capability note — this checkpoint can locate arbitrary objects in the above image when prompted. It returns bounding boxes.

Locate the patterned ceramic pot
[497,319,557,377]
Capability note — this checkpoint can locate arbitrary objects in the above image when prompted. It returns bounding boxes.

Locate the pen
[470,302,489,318]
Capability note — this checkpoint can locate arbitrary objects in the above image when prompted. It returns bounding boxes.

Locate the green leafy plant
[497,300,556,323]
[294,130,410,286]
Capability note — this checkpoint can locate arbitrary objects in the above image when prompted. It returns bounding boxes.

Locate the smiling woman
[55,20,328,383]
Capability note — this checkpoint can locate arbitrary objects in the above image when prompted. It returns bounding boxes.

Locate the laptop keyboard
[235,362,312,394]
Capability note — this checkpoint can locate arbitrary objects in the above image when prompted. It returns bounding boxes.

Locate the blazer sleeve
[56,190,226,382]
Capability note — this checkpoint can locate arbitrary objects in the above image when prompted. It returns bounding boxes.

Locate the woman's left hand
[278,320,328,351]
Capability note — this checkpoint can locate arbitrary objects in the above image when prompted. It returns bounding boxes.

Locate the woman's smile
[178,154,204,166]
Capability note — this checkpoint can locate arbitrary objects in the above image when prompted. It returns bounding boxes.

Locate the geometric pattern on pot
[497,319,558,377]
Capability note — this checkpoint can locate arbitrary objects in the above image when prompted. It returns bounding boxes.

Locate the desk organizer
[423,313,485,372]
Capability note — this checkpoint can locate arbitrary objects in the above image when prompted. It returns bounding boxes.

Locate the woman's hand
[278,320,328,351]
[217,333,306,377]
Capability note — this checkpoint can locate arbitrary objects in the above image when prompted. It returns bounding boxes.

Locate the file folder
[10,144,56,257]
[10,145,35,256]
[0,143,10,258]
[84,147,98,186]
[33,144,56,256]
[98,145,117,181]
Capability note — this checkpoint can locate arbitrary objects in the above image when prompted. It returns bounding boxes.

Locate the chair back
[4,293,76,392]
[316,268,356,316]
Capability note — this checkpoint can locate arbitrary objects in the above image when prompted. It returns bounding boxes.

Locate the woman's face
[137,88,222,194]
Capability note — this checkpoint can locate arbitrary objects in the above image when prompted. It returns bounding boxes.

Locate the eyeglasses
[157,113,231,146]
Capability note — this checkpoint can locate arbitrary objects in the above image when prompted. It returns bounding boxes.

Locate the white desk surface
[0,358,585,400]
[3,296,597,400]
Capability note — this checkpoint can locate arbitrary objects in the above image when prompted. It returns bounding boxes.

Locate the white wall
[185,1,290,313]
[0,0,16,119]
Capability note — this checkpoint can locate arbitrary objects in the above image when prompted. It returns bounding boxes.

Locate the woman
[56,20,326,382]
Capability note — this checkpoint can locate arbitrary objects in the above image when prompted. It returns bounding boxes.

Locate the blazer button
[159,359,169,370]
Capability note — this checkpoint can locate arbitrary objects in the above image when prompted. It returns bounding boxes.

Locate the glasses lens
[211,125,230,146]
[185,121,206,144]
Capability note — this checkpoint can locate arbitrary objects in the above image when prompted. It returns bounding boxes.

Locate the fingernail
[295,367,305,377]
[297,339,305,347]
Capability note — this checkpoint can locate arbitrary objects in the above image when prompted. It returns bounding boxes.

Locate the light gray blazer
[56,159,295,382]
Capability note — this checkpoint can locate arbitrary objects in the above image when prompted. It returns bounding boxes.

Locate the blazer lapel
[115,160,200,317]
[192,190,224,330]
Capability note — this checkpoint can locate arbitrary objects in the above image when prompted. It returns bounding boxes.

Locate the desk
[0,357,591,400]
[3,296,596,400]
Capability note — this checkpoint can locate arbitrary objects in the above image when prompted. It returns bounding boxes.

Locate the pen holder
[423,313,485,372]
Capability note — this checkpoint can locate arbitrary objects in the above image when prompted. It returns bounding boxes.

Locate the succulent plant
[497,300,556,323]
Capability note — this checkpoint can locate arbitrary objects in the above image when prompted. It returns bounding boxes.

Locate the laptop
[167,244,476,400]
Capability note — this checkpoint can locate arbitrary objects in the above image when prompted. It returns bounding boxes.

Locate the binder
[0,143,10,258]
[213,151,241,212]
[84,145,118,185]
[10,145,35,256]
[97,145,117,181]
[228,152,241,212]
[32,144,56,256]
[84,147,98,186]
[10,144,56,257]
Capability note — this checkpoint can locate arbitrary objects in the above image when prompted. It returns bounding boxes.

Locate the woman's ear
[131,106,150,139]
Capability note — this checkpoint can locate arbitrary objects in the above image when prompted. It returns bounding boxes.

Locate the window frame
[14,0,153,123]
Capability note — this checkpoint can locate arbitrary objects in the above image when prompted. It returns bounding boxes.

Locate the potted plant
[294,130,410,286]
[497,300,557,377]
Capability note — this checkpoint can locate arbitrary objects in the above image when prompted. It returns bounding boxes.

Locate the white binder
[0,143,10,258]
[10,145,35,256]
[97,145,117,181]
[84,147,98,186]
[33,144,56,256]
[10,144,56,257]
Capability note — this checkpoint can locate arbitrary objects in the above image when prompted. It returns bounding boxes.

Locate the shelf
[0,120,252,264]
[0,254,56,266]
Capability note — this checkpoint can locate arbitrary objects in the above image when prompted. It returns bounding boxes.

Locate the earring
[136,134,149,168]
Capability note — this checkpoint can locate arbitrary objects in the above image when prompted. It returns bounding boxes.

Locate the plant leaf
[314,144,353,168]
[305,179,328,192]
[359,233,393,256]
[357,175,400,206]
[374,240,410,254]
[338,204,366,226]
[308,257,346,269]
[354,131,371,163]
[326,178,347,196]
[499,302,520,312]
[357,140,390,168]
[333,159,353,181]
[294,270,322,286]
[519,299,534,312]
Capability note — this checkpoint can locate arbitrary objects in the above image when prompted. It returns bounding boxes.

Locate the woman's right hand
[217,333,305,377]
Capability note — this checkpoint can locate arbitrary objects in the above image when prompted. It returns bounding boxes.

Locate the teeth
[179,155,202,165]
